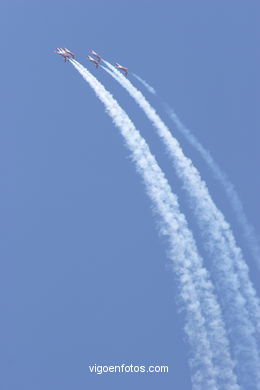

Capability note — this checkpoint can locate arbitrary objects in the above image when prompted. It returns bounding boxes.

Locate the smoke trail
[165,106,260,271]
[102,61,260,389]
[70,59,239,390]
[132,72,260,271]
[132,73,156,95]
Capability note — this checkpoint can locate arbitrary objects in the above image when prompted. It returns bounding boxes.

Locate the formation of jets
[54,48,128,76]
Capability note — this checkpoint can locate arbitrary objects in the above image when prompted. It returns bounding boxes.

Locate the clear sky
[0,1,259,389]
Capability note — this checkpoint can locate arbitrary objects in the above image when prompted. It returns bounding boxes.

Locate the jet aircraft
[89,50,102,62]
[87,55,99,68]
[54,48,75,62]
[115,63,128,76]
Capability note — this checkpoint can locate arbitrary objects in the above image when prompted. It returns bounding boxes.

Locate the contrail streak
[132,73,156,95]
[70,59,239,390]
[102,61,260,389]
[165,106,260,271]
[132,73,260,271]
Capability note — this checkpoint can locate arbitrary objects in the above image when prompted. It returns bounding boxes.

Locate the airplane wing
[65,48,75,57]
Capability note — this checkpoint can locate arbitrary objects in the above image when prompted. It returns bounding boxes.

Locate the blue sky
[0,1,259,389]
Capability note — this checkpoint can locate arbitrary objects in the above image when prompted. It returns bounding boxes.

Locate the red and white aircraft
[87,55,99,68]
[89,50,102,62]
[115,63,128,76]
[54,48,75,62]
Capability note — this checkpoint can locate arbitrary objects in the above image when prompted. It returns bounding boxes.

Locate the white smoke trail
[102,61,260,389]
[132,73,156,95]
[133,72,260,271]
[165,106,260,271]
[70,59,239,390]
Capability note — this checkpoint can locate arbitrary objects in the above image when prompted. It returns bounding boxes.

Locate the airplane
[87,55,99,68]
[115,63,128,76]
[89,50,102,62]
[64,48,75,58]
[54,48,75,62]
